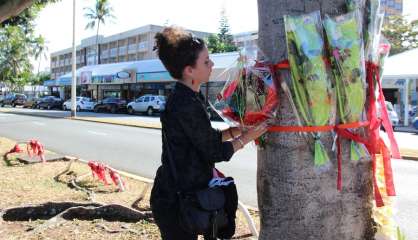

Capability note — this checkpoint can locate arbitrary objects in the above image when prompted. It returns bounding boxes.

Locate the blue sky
[33,0,418,72]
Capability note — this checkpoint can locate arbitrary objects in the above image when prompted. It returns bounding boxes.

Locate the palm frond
[85,21,96,30]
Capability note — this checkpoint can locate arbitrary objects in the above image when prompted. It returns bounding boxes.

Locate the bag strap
[162,129,181,193]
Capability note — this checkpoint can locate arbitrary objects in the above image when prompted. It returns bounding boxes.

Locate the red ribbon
[87,161,126,191]
[27,140,45,163]
[88,161,109,185]
[5,144,24,156]
[366,62,397,200]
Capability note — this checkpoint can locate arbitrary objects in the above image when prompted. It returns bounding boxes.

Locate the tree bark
[257,1,375,239]
[0,0,33,23]
[96,20,101,64]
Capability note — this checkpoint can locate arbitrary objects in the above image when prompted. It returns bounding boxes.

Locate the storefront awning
[43,79,57,86]
[57,62,136,86]
[383,48,418,80]
[53,52,240,86]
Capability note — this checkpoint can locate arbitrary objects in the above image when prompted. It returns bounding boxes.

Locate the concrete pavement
[1,107,417,160]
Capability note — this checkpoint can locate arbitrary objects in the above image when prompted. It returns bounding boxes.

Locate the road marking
[32,121,46,126]
[87,130,108,136]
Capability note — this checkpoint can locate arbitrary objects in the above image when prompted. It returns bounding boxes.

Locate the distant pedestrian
[150,26,267,240]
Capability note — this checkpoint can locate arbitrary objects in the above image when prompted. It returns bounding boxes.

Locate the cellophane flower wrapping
[378,37,391,81]
[346,0,383,63]
[284,11,335,167]
[324,10,368,161]
[211,47,278,130]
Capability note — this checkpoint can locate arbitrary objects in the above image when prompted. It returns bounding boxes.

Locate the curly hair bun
[154,26,190,51]
[154,26,205,80]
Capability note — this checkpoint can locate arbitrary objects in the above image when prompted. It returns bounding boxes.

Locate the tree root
[2,155,22,167]
[95,223,142,235]
[70,175,96,201]
[1,201,153,234]
[53,158,76,182]
[131,182,151,211]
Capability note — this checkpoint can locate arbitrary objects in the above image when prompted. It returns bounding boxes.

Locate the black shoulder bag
[162,130,229,238]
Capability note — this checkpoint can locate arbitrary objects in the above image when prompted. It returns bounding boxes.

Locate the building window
[138,41,148,52]
[119,45,127,55]
[110,48,117,57]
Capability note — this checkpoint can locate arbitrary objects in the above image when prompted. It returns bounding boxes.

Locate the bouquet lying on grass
[211,48,278,129]
[284,11,335,167]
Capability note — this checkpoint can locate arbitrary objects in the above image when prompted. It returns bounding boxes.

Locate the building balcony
[138,41,148,52]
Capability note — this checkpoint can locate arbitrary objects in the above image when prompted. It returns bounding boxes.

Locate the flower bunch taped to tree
[284,11,335,167]
[323,10,369,161]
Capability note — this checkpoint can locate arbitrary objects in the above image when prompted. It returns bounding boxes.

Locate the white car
[377,101,399,128]
[127,95,166,116]
[385,101,400,126]
[62,97,96,111]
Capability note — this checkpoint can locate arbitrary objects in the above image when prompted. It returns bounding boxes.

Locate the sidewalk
[394,125,418,134]
[1,107,417,160]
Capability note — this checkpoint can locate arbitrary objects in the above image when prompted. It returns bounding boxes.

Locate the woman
[150,27,268,240]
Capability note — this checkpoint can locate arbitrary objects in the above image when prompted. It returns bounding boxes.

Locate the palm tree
[84,0,115,65]
[32,35,48,74]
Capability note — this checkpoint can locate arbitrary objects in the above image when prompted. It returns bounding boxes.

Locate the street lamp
[71,0,77,117]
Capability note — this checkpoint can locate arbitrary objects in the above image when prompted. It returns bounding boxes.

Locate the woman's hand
[222,127,242,141]
[241,123,268,144]
[232,123,269,151]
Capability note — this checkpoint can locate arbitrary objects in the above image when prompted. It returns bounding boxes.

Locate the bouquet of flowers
[323,10,368,161]
[211,48,278,128]
[284,11,335,166]
[347,0,384,63]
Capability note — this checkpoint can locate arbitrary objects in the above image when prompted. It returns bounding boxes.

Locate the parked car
[62,97,96,111]
[1,93,27,107]
[409,106,417,123]
[377,101,399,130]
[93,97,127,113]
[37,96,64,110]
[413,117,418,130]
[23,96,40,108]
[385,101,400,126]
[127,95,166,116]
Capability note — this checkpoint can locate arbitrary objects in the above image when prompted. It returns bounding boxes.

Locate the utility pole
[71,0,77,117]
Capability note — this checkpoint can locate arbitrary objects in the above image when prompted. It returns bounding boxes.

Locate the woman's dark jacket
[150,82,234,213]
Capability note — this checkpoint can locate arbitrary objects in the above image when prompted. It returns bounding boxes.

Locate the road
[0,109,417,238]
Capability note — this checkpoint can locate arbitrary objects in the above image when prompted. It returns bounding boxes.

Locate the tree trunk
[96,21,101,65]
[257,1,375,239]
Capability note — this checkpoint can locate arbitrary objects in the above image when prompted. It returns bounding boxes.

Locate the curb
[0,109,62,119]
[69,117,162,130]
